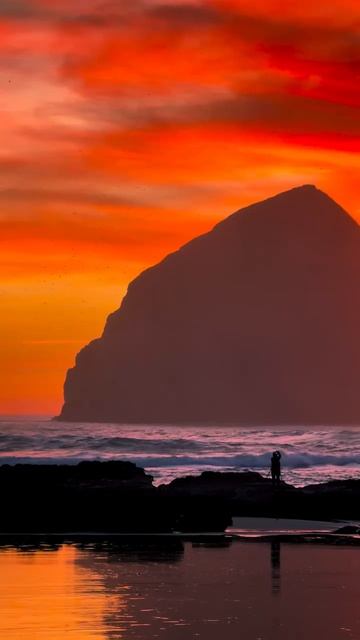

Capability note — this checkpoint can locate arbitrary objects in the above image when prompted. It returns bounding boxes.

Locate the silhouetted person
[271,450,282,486]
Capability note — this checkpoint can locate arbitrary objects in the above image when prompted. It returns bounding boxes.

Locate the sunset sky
[0,0,359,415]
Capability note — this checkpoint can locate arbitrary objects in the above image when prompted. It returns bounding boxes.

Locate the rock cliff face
[58,185,360,424]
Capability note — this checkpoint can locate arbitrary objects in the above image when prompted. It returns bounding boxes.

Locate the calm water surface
[0,540,360,639]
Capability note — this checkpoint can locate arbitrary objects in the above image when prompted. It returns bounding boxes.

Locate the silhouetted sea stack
[58,185,360,424]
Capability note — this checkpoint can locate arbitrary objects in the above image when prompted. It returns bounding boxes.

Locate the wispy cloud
[0,0,359,412]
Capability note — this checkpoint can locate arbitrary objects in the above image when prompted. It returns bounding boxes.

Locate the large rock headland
[58,185,360,425]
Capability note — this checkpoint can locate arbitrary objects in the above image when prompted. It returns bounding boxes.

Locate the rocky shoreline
[1,461,360,534]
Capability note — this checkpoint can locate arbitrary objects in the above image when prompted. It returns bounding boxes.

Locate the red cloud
[0,0,359,412]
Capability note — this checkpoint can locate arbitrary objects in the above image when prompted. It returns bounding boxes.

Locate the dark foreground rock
[161,471,360,521]
[0,461,231,533]
[333,526,360,535]
[2,464,360,533]
[0,461,160,534]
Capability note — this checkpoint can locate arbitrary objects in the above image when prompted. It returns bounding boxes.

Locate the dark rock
[0,460,153,491]
[161,471,301,519]
[2,463,360,533]
[0,461,161,534]
[333,526,360,535]
[162,472,360,521]
[162,471,269,493]
[300,479,360,520]
[0,462,231,534]
[57,185,360,425]
[302,479,360,495]
[173,504,232,533]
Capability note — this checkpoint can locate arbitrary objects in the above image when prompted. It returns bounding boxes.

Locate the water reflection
[75,537,185,563]
[0,545,112,639]
[270,541,281,595]
[0,539,360,639]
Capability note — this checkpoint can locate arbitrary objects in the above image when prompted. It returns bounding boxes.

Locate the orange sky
[0,0,359,415]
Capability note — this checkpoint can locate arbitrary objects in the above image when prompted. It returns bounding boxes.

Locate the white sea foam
[0,419,359,486]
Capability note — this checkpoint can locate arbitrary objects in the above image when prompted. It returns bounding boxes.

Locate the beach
[1,537,360,639]
[2,420,360,638]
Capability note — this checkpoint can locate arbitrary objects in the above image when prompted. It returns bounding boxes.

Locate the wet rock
[333,525,360,535]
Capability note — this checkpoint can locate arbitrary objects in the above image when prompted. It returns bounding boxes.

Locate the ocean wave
[125,452,360,469]
[1,422,360,488]
[1,451,360,469]
[0,434,206,453]
[0,456,84,465]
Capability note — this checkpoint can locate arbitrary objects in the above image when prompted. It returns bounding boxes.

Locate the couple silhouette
[271,450,282,486]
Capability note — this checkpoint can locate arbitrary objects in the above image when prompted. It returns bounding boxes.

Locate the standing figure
[271,450,282,486]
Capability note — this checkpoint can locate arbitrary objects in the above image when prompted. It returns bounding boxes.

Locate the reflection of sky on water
[271,541,281,595]
[0,545,110,639]
[1,540,360,639]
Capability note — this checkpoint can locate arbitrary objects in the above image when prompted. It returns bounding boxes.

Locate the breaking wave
[106,452,360,469]
[1,452,360,469]
[1,419,360,485]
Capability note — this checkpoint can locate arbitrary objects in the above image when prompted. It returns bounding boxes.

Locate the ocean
[1,418,360,486]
